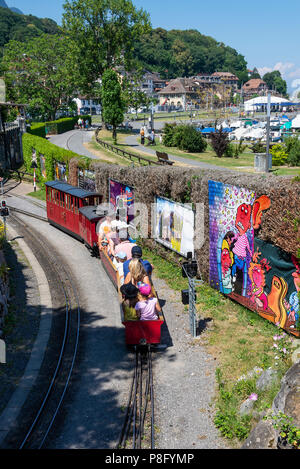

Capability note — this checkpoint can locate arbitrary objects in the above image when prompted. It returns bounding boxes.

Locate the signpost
[0,200,9,240]
[31,160,38,192]
[181,253,203,337]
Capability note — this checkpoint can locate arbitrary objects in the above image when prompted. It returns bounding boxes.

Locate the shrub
[162,123,178,147]
[287,139,300,166]
[250,140,266,154]
[22,133,91,184]
[28,115,91,138]
[210,128,230,158]
[162,123,207,153]
[270,143,288,166]
[178,126,207,153]
[224,140,247,158]
[28,122,46,138]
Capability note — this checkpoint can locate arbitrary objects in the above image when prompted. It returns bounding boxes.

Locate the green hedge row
[27,115,92,138]
[22,133,92,185]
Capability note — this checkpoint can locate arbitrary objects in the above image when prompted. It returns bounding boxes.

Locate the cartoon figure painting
[209,180,299,337]
[248,249,271,311]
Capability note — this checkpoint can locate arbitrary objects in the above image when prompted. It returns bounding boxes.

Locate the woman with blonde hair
[124,258,151,288]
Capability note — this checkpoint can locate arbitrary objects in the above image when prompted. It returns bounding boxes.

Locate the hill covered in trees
[0,6,60,55]
[133,28,249,83]
[0,8,250,83]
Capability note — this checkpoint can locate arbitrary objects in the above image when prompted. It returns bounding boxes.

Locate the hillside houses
[158,72,240,110]
[242,78,268,98]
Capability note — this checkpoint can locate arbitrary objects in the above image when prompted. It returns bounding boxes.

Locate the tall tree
[62,0,151,94]
[1,34,79,120]
[101,68,126,143]
[263,71,287,97]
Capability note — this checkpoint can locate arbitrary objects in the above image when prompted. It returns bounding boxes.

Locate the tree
[2,34,80,120]
[101,69,126,143]
[263,71,287,96]
[210,126,230,158]
[62,0,151,93]
[122,71,152,117]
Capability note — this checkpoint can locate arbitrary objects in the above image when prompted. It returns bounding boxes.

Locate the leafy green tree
[62,0,151,94]
[263,71,287,96]
[1,34,80,121]
[122,71,151,117]
[101,68,126,143]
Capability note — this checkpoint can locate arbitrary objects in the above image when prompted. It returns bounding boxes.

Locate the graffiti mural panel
[208,180,299,337]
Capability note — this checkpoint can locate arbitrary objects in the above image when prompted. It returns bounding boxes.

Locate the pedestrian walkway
[124,134,234,170]
[48,129,99,160]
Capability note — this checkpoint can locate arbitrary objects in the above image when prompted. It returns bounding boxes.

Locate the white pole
[34,168,36,192]
[266,92,271,171]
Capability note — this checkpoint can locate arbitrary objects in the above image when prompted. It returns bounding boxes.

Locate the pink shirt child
[135,297,159,321]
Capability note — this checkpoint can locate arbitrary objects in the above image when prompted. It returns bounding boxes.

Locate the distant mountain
[0,6,60,54]
[10,7,23,15]
[0,1,23,14]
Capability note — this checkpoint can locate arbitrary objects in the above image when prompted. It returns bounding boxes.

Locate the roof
[79,205,104,221]
[243,79,267,90]
[211,72,239,80]
[45,180,101,198]
[158,77,199,95]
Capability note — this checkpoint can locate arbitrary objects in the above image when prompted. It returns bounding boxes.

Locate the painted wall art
[154,196,194,258]
[109,179,134,225]
[209,180,299,337]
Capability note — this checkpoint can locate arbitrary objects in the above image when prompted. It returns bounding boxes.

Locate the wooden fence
[95,129,161,166]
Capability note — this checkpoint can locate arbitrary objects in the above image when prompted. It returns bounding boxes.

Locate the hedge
[22,132,92,185]
[27,115,91,138]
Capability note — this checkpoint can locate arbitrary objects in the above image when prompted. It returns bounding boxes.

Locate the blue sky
[7,0,300,95]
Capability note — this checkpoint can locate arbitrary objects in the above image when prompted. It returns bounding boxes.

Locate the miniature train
[45,180,164,346]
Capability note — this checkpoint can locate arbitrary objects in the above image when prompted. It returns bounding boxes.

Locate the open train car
[46,180,164,346]
[45,180,102,242]
[100,249,164,346]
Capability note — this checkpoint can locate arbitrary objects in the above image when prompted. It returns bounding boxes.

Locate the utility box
[254,153,272,173]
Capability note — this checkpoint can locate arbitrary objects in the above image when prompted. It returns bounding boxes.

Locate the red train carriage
[45,181,102,241]
[100,249,164,346]
[46,180,164,347]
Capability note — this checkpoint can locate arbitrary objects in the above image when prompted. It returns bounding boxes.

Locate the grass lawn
[123,133,300,175]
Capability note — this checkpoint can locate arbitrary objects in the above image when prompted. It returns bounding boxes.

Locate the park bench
[156,151,174,166]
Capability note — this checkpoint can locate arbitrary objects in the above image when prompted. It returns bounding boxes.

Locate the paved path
[124,134,232,170]
[49,129,99,160]
[48,127,237,171]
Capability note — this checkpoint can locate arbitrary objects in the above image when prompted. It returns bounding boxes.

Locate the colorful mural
[109,179,134,225]
[209,180,299,337]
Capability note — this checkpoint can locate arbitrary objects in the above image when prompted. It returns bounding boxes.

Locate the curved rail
[8,212,81,449]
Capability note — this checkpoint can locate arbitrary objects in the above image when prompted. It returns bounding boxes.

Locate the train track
[4,204,158,449]
[4,211,81,449]
[118,345,155,449]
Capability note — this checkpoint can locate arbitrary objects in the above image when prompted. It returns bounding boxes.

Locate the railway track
[3,203,158,449]
[3,211,81,449]
[118,345,155,450]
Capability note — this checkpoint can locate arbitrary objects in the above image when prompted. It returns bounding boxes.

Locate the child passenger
[113,251,127,285]
[135,284,161,321]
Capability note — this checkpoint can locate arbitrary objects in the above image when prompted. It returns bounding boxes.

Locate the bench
[156,151,174,166]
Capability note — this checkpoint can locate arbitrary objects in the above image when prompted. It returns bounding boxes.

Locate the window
[74,197,79,214]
